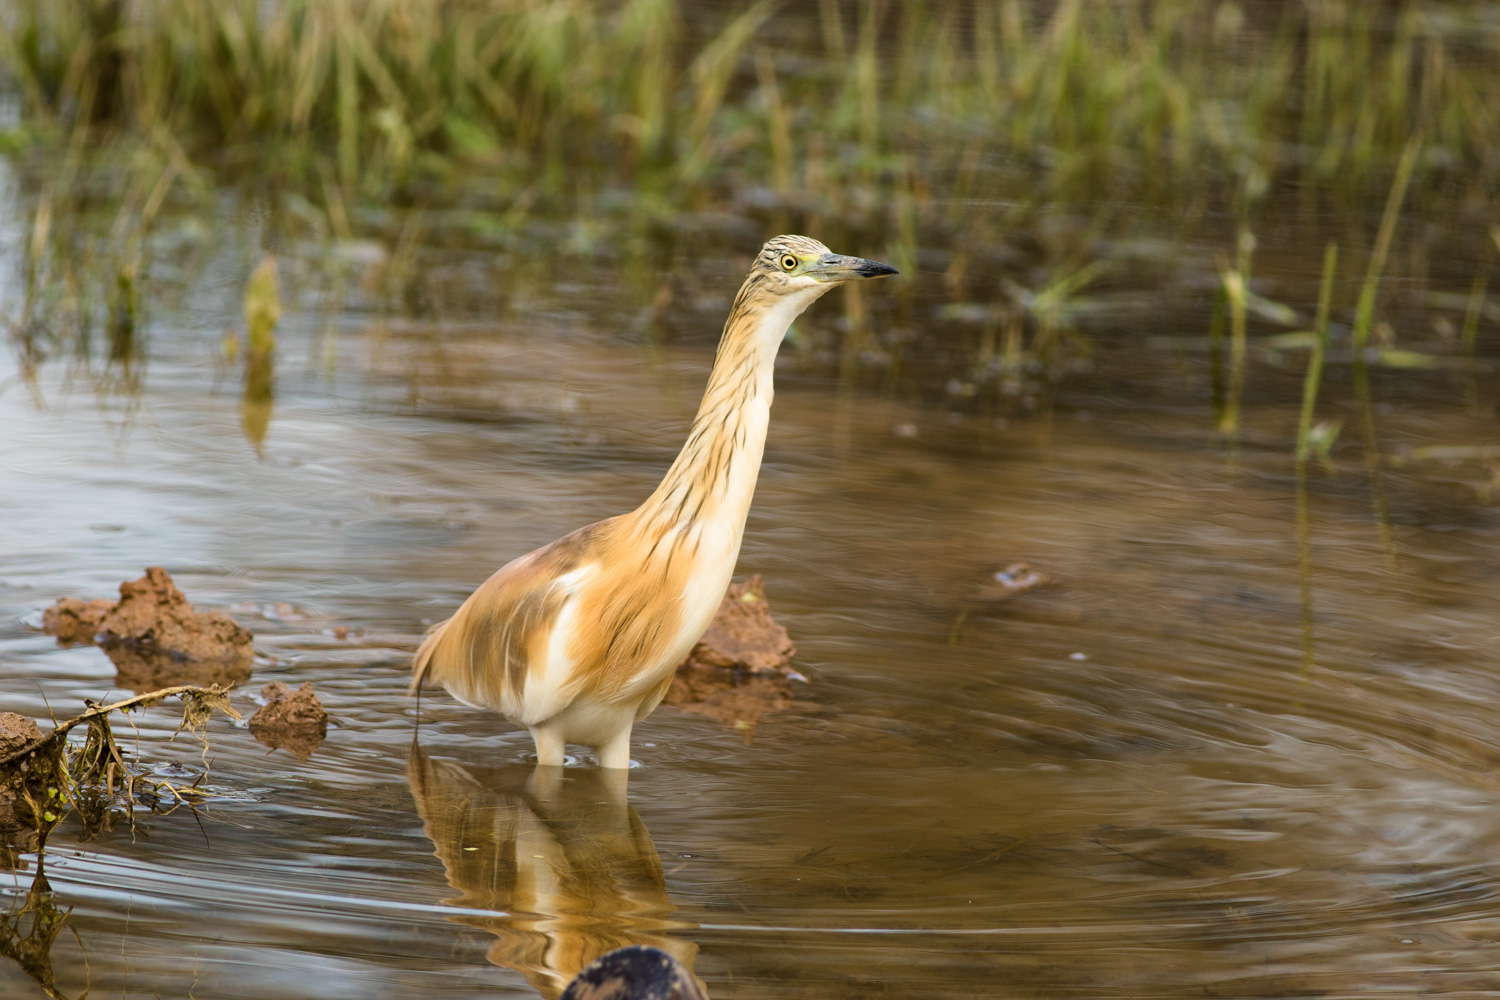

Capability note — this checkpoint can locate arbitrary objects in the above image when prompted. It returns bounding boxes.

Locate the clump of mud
[41,598,114,645]
[0,714,46,854]
[249,681,328,759]
[665,575,802,741]
[0,714,44,762]
[681,573,796,673]
[42,568,254,692]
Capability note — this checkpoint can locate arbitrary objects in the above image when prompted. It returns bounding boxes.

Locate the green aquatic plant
[240,254,280,453]
[1350,133,1423,564]
[1,1,1490,213]
[0,0,1494,404]
[1295,243,1338,669]
[1216,230,1254,442]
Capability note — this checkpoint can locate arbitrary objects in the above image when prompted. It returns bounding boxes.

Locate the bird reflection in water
[407,746,698,999]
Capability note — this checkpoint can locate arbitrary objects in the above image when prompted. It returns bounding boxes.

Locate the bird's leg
[596,723,634,770]
[530,723,567,767]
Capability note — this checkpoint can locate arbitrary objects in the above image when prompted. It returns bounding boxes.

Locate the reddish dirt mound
[0,713,44,765]
[99,567,254,660]
[665,575,802,741]
[249,681,328,759]
[42,568,255,692]
[679,573,796,673]
[42,598,115,645]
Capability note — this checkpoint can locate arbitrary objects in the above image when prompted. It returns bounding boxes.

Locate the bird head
[561,945,706,1000]
[751,235,899,291]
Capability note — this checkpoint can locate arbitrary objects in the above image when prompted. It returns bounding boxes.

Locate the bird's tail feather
[409,617,452,696]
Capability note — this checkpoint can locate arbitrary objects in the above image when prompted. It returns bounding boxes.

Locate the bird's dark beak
[808,252,900,283]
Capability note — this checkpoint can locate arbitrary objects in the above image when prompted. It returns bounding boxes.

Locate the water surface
[5,270,1500,999]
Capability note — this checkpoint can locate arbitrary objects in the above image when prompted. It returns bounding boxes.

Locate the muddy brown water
[6,230,1500,995]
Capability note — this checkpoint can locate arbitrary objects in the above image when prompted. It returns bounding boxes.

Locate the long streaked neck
[635,278,826,536]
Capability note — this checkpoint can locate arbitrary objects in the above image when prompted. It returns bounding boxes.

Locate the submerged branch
[1,684,240,847]
[0,684,240,770]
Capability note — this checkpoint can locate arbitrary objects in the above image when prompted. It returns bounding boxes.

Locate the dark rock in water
[249,681,328,759]
[41,568,255,692]
[665,575,801,742]
[561,945,707,1000]
[41,597,114,645]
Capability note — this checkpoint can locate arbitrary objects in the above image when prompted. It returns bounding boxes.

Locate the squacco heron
[411,235,898,767]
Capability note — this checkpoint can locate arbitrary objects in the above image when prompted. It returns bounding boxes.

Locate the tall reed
[1296,243,1338,668]
[2,1,1491,219]
[1,0,1495,404]
[1350,132,1423,565]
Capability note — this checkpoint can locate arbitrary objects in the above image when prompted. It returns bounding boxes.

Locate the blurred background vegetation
[0,0,1495,424]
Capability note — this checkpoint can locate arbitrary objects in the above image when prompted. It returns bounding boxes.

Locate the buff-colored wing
[411,519,615,719]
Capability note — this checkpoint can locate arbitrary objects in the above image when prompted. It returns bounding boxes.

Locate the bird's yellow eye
[780,254,798,272]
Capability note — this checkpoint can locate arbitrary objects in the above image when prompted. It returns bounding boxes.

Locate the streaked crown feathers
[753,234,829,271]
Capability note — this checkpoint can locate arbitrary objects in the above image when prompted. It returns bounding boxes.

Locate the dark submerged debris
[249,681,329,759]
[665,575,801,741]
[560,945,707,1000]
[41,567,255,692]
